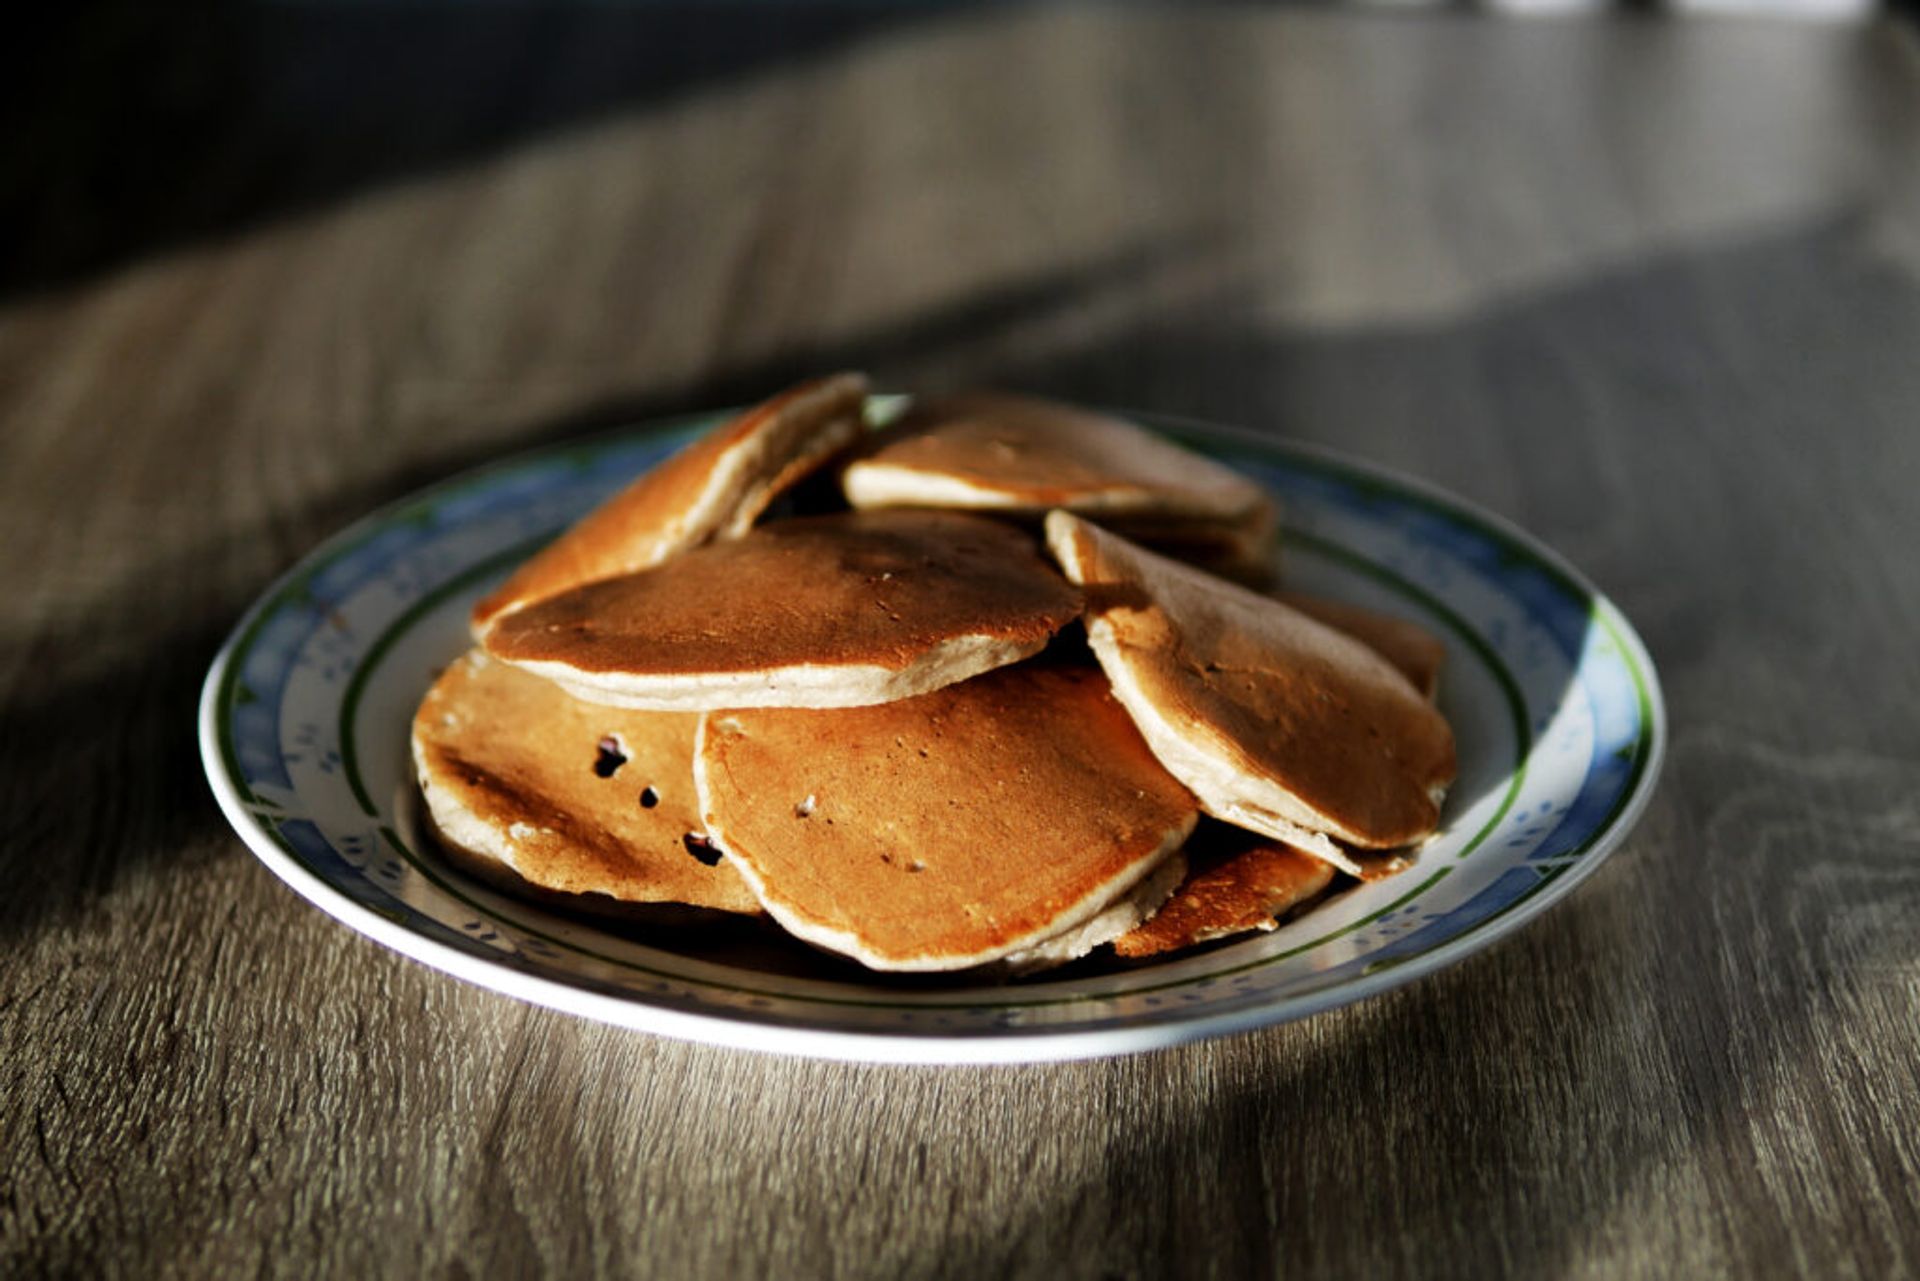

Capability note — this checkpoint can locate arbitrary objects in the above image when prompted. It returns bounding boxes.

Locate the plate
[199,408,1664,1063]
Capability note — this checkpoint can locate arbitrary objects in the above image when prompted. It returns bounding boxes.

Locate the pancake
[1045,511,1456,873]
[1113,502,1280,587]
[693,664,1200,972]
[486,510,1083,711]
[1275,591,1446,701]
[471,373,869,634]
[1112,824,1335,959]
[411,649,760,915]
[842,391,1274,526]
[999,852,1189,972]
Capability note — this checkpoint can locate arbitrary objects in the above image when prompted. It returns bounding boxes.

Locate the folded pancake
[1045,511,1456,873]
[1112,825,1335,959]
[693,665,1200,972]
[486,510,1083,711]
[1275,591,1446,701]
[472,372,869,634]
[842,390,1275,526]
[411,649,759,915]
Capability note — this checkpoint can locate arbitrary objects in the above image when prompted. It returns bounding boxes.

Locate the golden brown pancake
[842,391,1274,525]
[472,373,869,633]
[1045,511,1456,872]
[411,649,760,914]
[693,665,1200,971]
[1275,591,1446,701]
[1112,825,1335,959]
[486,510,1083,711]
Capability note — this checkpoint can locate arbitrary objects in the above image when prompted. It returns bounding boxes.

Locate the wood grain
[6,8,1920,1277]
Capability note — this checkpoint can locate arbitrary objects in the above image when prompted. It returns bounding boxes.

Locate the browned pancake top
[1055,515,1457,848]
[851,391,1271,520]
[1274,591,1446,701]
[471,373,867,630]
[486,510,1082,679]
[698,665,1199,967]
[1112,826,1335,958]
[412,651,759,912]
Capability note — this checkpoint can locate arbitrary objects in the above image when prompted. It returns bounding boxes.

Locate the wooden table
[6,8,1919,1276]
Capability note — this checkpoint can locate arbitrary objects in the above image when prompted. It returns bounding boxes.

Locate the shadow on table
[6,1,934,301]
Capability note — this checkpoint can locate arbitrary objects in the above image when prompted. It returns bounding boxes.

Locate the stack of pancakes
[414,377,1456,974]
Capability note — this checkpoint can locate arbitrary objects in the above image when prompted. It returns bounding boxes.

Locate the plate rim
[198,408,1666,1064]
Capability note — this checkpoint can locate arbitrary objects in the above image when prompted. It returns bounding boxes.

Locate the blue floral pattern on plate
[199,411,1664,1063]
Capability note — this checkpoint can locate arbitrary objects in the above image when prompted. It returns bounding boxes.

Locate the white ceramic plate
[200,408,1664,1064]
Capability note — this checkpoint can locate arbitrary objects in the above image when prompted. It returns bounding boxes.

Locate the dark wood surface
[6,8,1919,1277]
